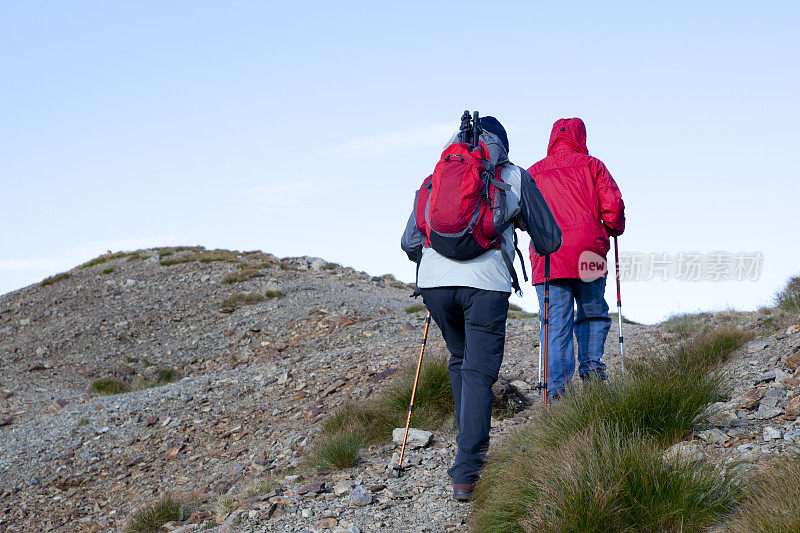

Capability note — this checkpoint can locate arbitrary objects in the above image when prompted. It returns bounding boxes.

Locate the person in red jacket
[527,118,625,398]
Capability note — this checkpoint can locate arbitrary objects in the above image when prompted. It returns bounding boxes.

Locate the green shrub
[157,368,180,383]
[127,494,191,533]
[472,424,738,532]
[220,293,263,309]
[89,379,128,395]
[405,304,426,314]
[40,272,70,286]
[101,266,116,274]
[265,290,282,299]
[728,453,800,532]
[776,275,800,312]
[135,368,180,389]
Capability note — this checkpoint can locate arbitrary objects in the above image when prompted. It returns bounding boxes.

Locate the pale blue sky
[1,1,798,323]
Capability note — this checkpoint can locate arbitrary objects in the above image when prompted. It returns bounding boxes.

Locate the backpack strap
[513,231,529,284]
[412,253,423,298]
[501,248,523,297]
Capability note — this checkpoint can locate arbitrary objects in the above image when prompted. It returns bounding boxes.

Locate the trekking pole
[535,256,551,408]
[458,110,471,144]
[613,236,625,374]
[543,254,550,408]
[394,311,431,478]
[472,110,481,149]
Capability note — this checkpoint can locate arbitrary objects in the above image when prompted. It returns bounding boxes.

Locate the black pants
[420,287,509,485]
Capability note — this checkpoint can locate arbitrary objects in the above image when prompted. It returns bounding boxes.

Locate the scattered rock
[333,480,353,496]
[748,341,769,353]
[392,428,433,448]
[298,481,325,495]
[663,442,706,464]
[348,485,372,506]
[763,426,782,441]
[785,352,800,372]
[755,370,777,384]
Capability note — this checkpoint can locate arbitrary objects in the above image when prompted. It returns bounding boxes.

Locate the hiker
[527,118,625,399]
[401,113,561,501]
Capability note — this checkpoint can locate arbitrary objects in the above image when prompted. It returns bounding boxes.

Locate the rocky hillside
[1,248,798,532]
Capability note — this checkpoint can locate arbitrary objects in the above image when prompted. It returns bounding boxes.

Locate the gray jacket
[401,133,562,294]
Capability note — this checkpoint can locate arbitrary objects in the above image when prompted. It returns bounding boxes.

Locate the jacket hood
[547,118,588,155]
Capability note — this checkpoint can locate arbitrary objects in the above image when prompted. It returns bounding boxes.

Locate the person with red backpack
[401,112,561,501]
[527,118,625,400]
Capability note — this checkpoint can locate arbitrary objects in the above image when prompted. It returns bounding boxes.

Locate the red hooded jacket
[527,118,625,283]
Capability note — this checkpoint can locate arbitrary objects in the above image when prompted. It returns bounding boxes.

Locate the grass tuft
[40,272,70,286]
[312,356,452,471]
[220,293,263,309]
[311,431,365,471]
[321,262,338,270]
[663,312,712,337]
[135,368,181,389]
[776,275,800,312]
[677,325,752,369]
[728,453,800,532]
[89,378,128,395]
[101,266,116,274]
[265,290,282,299]
[405,304,426,314]
[127,494,191,533]
[222,269,261,284]
[471,328,746,532]
[157,368,180,383]
[473,424,738,532]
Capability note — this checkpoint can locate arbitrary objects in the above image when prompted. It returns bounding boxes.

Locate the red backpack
[415,125,510,261]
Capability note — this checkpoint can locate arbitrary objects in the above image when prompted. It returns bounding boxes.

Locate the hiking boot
[452,483,474,502]
[579,371,607,383]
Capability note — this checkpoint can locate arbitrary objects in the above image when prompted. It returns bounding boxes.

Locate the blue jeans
[420,287,508,485]
[535,277,610,397]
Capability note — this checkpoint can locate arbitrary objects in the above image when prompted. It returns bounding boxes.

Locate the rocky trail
[1,248,799,532]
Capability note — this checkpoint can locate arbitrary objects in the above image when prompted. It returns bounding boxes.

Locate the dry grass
[222,269,261,284]
[220,293,263,309]
[160,248,240,267]
[776,275,800,313]
[728,453,800,532]
[265,290,282,299]
[507,303,538,320]
[663,312,712,337]
[40,272,70,286]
